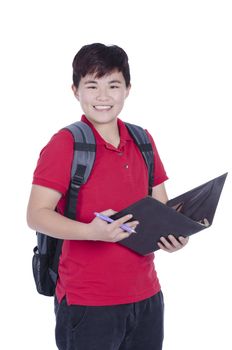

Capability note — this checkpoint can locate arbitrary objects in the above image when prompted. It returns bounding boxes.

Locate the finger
[157,241,172,252]
[100,209,117,216]
[178,236,189,245]
[122,220,139,229]
[166,235,183,248]
[159,236,174,250]
[112,214,134,229]
[113,232,131,242]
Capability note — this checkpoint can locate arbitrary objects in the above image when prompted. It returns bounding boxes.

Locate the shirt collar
[81,115,132,147]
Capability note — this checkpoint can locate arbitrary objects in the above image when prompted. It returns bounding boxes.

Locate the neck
[94,120,120,148]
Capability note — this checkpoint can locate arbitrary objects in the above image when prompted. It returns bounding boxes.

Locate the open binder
[111,173,228,255]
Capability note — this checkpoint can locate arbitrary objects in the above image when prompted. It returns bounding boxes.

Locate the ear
[125,84,131,99]
[71,84,80,100]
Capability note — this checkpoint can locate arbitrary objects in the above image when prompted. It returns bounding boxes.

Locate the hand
[88,209,139,243]
[157,235,189,253]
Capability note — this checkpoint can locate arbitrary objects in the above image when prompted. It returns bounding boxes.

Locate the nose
[96,87,109,101]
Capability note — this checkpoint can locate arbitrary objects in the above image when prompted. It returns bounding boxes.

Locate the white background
[0,0,231,349]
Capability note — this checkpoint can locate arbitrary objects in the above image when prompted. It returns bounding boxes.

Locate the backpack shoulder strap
[125,122,154,195]
[33,121,96,296]
[63,121,96,219]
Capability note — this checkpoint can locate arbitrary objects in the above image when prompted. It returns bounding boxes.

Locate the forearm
[27,208,90,240]
[152,183,168,204]
[27,185,138,243]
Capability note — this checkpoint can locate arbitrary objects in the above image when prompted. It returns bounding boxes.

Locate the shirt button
[124,164,129,169]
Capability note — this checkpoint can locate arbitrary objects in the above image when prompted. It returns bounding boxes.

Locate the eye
[86,86,97,89]
[110,85,120,89]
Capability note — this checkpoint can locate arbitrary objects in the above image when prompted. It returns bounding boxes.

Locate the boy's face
[72,70,130,128]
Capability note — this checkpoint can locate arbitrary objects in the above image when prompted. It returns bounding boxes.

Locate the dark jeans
[54,291,164,350]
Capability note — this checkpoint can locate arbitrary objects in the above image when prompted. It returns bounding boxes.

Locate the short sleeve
[145,130,168,186]
[32,129,74,195]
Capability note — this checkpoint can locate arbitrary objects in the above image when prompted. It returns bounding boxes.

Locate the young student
[27,43,189,350]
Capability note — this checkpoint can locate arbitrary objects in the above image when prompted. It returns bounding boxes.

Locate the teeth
[94,105,112,110]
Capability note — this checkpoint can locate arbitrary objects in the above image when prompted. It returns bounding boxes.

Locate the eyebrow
[84,80,122,85]
[108,80,122,84]
[84,80,98,85]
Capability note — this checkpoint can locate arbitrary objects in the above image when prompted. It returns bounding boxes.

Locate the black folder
[111,173,228,255]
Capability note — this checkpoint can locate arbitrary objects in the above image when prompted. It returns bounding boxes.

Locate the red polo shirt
[33,116,168,306]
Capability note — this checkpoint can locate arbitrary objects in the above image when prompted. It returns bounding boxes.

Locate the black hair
[72,43,130,88]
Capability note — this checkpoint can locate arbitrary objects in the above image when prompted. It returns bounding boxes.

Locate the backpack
[32,121,154,296]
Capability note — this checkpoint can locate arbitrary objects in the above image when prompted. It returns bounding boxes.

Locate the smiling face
[72,70,131,128]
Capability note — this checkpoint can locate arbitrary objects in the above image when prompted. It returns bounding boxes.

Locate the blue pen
[94,212,136,234]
